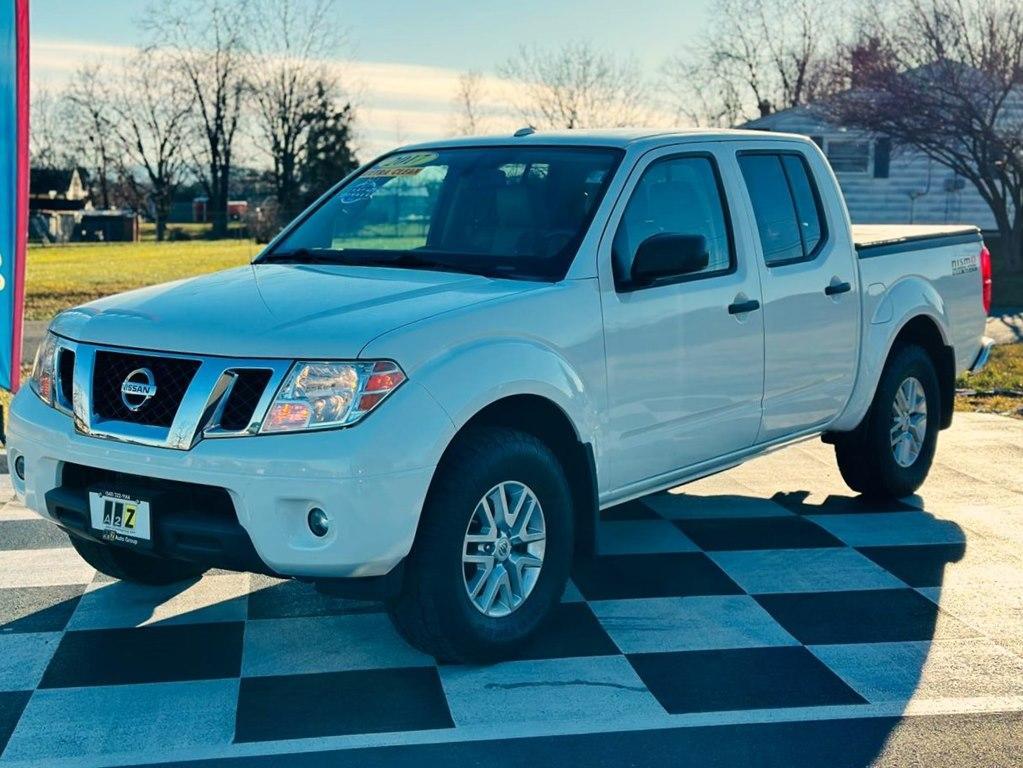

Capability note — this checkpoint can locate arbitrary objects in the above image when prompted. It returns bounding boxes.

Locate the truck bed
[852,224,981,258]
[853,222,986,378]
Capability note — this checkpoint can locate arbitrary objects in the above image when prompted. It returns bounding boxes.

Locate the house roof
[742,106,820,131]
[30,167,77,197]
[740,60,1019,132]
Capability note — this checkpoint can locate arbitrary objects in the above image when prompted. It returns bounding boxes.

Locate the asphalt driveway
[0,412,1021,767]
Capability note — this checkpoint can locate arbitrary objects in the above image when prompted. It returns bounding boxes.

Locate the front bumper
[6,381,455,578]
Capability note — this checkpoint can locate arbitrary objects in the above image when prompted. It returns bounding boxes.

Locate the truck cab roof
[395,127,813,154]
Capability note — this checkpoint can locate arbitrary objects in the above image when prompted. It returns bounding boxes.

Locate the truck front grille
[218,370,273,431]
[60,342,291,449]
[57,347,75,406]
[92,351,201,427]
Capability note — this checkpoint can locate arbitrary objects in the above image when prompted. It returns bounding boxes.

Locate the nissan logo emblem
[120,368,158,411]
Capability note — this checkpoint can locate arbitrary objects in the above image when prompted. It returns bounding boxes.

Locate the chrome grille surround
[58,338,293,450]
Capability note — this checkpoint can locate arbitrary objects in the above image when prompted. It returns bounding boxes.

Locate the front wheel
[388,427,574,662]
[834,343,941,499]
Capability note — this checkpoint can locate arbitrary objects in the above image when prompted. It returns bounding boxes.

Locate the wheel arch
[889,314,956,429]
[831,267,958,437]
[425,394,599,559]
[830,309,956,438]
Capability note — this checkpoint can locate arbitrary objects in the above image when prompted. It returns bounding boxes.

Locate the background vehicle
[7,129,991,661]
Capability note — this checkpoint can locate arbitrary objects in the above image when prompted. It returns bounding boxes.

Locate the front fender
[409,336,599,444]
[359,279,606,453]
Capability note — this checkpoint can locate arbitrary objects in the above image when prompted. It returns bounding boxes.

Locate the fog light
[308,507,330,537]
[13,455,24,481]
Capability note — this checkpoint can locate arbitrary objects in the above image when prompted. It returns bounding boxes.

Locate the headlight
[29,332,58,406]
[261,360,406,433]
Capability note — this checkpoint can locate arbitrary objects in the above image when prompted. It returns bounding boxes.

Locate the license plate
[89,491,152,546]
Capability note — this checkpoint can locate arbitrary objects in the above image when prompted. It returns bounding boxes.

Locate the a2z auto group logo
[102,498,137,531]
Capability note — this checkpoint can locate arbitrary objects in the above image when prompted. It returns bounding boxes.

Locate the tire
[834,343,941,499]
[388,426,574,662]
[68,534,208,585]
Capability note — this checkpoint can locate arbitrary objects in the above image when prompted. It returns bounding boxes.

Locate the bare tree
[29,86,72,169]
[664,0,842,126]
[147,0,248,237]
[452,71,487,135]
[827,0,1023,270]
[111,50,194,241]
[63,64,120,208]
[500,42,649,129]
[246,0,348,223]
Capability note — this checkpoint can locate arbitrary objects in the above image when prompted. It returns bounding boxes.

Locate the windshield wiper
[367,251,463,272]
[260,247,526,279]
[260,248,451,270]
[259,248,344,264]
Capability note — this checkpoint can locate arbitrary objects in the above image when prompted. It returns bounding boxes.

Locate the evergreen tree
[299,82,358,209]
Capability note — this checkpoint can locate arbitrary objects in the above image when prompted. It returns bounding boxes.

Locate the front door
[600,147,766,492]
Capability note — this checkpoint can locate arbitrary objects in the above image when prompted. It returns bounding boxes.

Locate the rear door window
[738,152,826,266]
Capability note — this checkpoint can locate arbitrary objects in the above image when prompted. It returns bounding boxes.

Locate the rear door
[599,145,765,490]
[735,146,860,442]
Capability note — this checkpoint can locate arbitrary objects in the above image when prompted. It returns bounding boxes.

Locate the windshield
[261,146,623,280]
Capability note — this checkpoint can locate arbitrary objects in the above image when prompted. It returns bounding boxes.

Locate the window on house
[825,139,872,174]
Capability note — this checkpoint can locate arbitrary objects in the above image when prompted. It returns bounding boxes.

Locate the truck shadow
[0,489,967,766]
[568,486,968,765]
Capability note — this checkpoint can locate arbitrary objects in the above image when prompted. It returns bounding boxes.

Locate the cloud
[30,38,521,157]
[31,39,136,77]
[29,37,678,159]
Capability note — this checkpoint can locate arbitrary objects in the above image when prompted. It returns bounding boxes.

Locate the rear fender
[830,276,950,433]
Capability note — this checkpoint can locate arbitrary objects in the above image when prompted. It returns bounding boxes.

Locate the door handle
[825,281,852,296]
[728,299,761,315]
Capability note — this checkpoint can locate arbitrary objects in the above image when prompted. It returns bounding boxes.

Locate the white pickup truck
[8,129,993,661]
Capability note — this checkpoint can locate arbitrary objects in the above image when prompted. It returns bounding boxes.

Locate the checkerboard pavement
[1,414,1023,767]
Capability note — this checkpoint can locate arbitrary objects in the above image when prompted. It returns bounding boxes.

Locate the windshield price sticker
[339,178,388,204]
[364,166,428,178]
[362,152,440,179]
[377,151,438,168]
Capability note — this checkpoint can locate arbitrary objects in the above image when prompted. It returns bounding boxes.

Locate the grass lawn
[138,221,249,242]
[956,342,1023,418]
[25,239,260,321]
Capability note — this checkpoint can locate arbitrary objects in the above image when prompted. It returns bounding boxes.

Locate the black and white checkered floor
[1,414,1022,767]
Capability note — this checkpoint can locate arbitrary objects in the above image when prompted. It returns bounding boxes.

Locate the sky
[29,0,713,157]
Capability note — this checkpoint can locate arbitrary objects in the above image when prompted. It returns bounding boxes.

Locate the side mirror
[630,234,709,287]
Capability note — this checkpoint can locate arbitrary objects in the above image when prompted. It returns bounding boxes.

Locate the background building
[744,107,997,231]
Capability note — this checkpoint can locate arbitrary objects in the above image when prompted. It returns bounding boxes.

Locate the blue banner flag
[0,0,28,392]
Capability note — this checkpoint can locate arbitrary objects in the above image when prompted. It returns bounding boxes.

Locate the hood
[50,263,537,359]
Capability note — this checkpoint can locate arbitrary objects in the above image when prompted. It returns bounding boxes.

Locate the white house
[742,106,996,231]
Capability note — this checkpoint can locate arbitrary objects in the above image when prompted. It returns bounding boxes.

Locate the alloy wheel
[890,376,928,468]
[462,481,546,618]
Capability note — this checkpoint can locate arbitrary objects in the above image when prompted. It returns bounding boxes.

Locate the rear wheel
[68,535,208,585]
[834,343,940,499]
[388,427,573,662]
